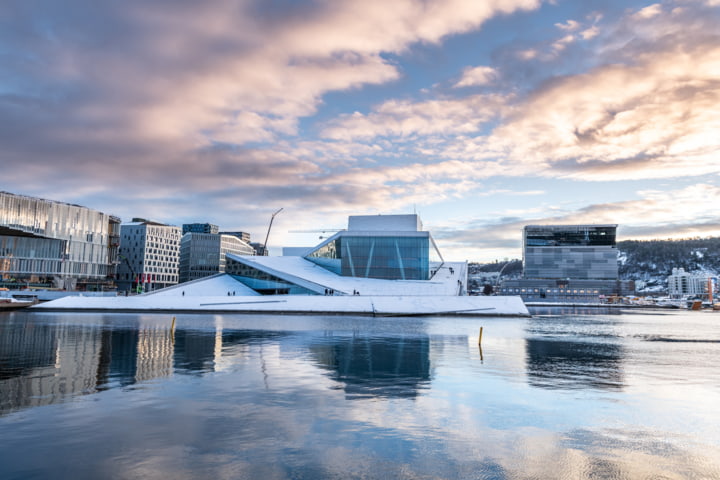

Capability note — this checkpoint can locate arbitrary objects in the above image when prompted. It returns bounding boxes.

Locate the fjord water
[1,309,719,479]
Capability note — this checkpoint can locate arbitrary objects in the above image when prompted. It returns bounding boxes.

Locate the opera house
[224,214,465,296]
[35,214,529,316]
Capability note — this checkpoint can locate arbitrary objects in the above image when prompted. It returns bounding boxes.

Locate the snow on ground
[32,293,529,317]
[32,271,529,316]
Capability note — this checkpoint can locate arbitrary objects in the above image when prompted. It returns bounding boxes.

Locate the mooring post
[170,316,176,345]
[478,327,484,362]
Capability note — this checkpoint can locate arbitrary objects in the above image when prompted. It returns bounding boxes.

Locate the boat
[0,296,38,310]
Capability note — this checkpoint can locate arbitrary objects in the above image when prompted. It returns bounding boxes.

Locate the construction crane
[262,208,283,255]
[118,254,140,294]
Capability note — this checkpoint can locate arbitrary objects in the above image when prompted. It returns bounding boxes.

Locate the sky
[2,0,719,262]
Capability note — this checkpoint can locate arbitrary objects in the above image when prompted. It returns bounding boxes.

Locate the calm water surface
[1,308,719,479]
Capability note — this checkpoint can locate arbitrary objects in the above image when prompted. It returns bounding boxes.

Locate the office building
[522,224,618,280]
[117,219,181,292]
[182,223,219,235]
[499,224,633,301]
[0,191,120,290]
[249,242,268,256]
[220,231,251,244]
[179,232,255,283]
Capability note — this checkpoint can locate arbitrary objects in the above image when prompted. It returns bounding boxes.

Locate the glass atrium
[305,232,442,281]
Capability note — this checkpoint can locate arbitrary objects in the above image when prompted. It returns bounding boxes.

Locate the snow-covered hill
[617,238,720,291]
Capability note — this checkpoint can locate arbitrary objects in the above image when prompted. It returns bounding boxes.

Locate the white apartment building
[667,268,709,298]
[117,219,181,293]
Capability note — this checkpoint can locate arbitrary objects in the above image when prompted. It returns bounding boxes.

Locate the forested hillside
[617,237,720,279]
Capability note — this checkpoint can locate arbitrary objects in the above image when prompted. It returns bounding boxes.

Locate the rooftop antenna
[263,208,283,256]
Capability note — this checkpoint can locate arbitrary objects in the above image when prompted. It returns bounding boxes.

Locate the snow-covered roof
[227,254,467,296]
[145,273,259,297]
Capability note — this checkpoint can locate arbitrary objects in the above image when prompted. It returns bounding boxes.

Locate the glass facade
[179,233,255,283]
[525,225,616,247]
[306,234,431,280]
[182,223,219,235]
[221,214,456,296]
[522,225,619,281]
[225,258,315,295]
[0,191,118,288]
[305,237,342,274]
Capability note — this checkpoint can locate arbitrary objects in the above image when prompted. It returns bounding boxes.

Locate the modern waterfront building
[667,267,714,299]
[182,223,219,235]
[220,231,251,244]
[0,191,120,290]
[499,224,633,301]
[31,215,529,317]
[522,224,619,280]
[249,242,268,256]
[35,214,530,316]
[223,214,463,296]
[117,219,181,293]
[179,232,255,283]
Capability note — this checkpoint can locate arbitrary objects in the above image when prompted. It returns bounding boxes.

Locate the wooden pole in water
[170,316,176,344]
[478,326,483,345]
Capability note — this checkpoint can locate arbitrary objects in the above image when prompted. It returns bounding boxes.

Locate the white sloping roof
[144,273,259,297]
[227,254,466,296]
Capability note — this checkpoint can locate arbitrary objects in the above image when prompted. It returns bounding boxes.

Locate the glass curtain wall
[179,233,220,283]
[525,226,616,247]
[225,258,315,295]
[305,238,342,274]
[1,192,114,285]
[306,234,431,280]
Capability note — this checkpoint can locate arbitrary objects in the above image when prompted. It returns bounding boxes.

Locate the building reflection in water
[309,335,432,399]
[525,338,625,390]
[1,321,105,412]
[0,315,282,415]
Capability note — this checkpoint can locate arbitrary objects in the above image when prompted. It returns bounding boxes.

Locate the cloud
[0,0,547,236]
[315,1,720,184]
[321,93,507,141]
[2,0,719,260]
[488,37,720,180]
[1,0,543,152]
[454,66,498,88]
[555,19,581,31]
[434,183,720,260]
[633,3,663,19]
[551,33,576,52]
[580,26,600,40]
